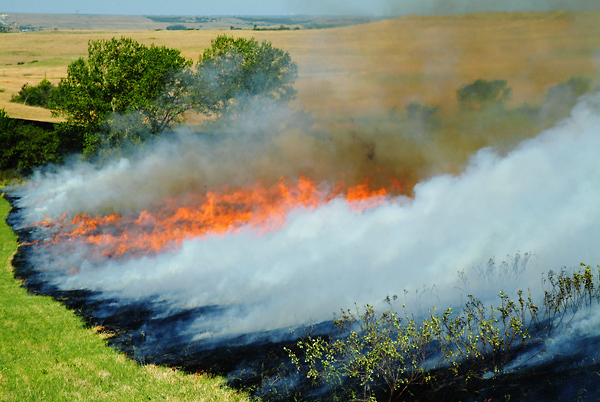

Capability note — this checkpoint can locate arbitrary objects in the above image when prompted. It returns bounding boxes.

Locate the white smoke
[11,92,600,342]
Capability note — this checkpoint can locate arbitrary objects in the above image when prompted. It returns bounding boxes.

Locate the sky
[1,0,600,16]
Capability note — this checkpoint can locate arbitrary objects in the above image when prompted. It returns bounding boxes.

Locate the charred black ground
[5,193,330,399]
[6,192,600,401]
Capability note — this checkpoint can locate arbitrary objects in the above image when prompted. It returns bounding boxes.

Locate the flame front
[36,176,394,260]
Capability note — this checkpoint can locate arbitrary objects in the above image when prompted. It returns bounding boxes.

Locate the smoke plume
[8,91,600,364]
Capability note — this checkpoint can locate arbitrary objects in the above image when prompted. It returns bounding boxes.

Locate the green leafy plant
[532,264,600,336]
[51,37,192,153]
[289,304,442,401]
[50,35,298,155]
[0,109,61,172]
[289,263,600,401]
[196,35,298,113]
[440,291,529,376]
[0,109,85,174]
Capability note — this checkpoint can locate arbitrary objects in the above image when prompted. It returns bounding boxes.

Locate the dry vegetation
[1,11,599,123]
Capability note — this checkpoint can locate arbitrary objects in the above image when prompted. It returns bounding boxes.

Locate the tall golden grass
[0,10,599,122]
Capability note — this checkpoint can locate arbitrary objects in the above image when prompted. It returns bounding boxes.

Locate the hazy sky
[1,0,600,16]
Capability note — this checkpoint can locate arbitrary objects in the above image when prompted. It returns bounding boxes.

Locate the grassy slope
[0,194,251,402]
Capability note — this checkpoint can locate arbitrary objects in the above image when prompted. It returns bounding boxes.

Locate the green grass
[33,57,79,68]
[0,194,252,402]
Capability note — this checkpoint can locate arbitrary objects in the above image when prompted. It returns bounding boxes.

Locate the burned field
[5,88,600,399]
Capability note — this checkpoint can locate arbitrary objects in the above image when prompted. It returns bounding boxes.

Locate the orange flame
[33,176,397,260]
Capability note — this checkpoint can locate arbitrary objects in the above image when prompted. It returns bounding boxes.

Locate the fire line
[32,176,395,261]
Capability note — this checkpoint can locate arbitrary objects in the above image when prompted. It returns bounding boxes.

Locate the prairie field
[1,10,599,122]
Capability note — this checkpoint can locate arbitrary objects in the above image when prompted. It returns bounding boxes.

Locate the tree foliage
[11,78,57,107]
[50,35,298,154]
[405,102,440,130]
[166,24,188,31]
[0,109,61,172]
[51,37,192,153]
[457,79,512,110]
[540,76,593,122]
[196,35,298,113]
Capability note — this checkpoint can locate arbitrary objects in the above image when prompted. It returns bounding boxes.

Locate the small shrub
[532,264,600,336]
[289,303,444,401]
[11,78,57,107]
[289,264,600,401]
[457,79,512,110]
[166,24,187,30]
[0,109,63,173]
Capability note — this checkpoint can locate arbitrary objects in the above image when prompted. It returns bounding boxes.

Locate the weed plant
[288,264,600,401]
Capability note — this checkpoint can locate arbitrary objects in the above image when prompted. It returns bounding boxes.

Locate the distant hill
[1,13,379,31]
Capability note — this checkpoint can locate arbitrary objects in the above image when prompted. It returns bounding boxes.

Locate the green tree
[166,24,187,30]
[195,35,298,114]
[539,76,593,123]
[405,102,440,129]
[457,79,512,110]
[0,108,14,132]
[11,78,57,107]
[51,36,297,154]
[51,37,192,153]
[0,109,21,171]
[0,109,61,173]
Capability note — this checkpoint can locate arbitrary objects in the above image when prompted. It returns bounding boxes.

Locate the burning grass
[6,87,599,400]
[33,176,390,260]
[0,194,252,402]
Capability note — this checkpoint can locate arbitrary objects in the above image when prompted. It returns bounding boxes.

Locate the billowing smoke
[7,91,600,372]
[16,99,436,221]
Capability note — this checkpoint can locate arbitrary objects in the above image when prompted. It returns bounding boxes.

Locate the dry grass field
[1,10,599,123]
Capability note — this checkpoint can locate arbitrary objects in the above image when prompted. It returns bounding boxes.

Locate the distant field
[1,10,599,122]
[3,13,378,32]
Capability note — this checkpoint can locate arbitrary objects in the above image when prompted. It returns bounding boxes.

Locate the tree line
[1,35,297,172]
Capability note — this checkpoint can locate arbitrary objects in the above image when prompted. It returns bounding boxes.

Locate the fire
[34,176,394,260]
